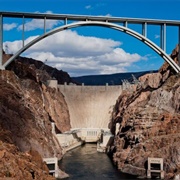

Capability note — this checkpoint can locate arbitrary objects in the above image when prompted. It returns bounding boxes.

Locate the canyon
[0,56,72,179]
[0,44,179,179]
[109,45,180,179]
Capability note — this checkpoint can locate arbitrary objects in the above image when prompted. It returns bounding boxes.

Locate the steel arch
[2,21,180,73]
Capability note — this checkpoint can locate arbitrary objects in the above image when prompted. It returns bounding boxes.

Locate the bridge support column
[0,14,3,70]
[22,16,25,47]
[142,22,147,37]
[161,24,166,52]
[64,18,67,25]
[44,16,46,34]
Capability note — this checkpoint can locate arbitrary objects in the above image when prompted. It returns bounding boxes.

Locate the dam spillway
[58,84,122,129]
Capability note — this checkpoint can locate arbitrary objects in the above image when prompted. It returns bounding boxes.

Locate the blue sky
[1,0,180,76]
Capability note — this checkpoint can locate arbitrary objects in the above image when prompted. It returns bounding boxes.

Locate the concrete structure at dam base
[97,130,114,153]
[52,123,114,153]
[43,157,59,178]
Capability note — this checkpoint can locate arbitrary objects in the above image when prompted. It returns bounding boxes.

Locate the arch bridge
[0,11,180,73]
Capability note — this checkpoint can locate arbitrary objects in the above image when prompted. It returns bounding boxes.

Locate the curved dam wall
[58,84,122,129]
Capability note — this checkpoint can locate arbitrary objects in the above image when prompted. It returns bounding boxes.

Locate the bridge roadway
[58,84,122,129]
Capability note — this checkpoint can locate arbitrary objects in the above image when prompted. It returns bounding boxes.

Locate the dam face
[58,84,122,129]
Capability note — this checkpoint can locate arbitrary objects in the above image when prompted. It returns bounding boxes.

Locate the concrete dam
[47,81,124,177]
[58,84,122,129]
[48,80,124,154]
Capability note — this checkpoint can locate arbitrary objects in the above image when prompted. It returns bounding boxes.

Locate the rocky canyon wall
[109,45,180,179]
[0,57,71,179]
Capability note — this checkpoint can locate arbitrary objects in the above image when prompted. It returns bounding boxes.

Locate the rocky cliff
[0,55,71,179]
[109,45,180,179]
[6,55,75,85]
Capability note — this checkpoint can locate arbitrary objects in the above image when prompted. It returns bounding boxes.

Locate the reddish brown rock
[0,140,54,180]
[139,72,162,89]
[42,84,71,133]
[0,56,72,179]
[109,45,180,179]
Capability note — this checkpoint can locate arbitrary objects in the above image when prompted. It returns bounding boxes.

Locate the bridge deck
[1,11,180,26]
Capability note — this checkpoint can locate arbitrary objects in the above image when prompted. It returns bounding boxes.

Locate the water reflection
[59,144,137,180]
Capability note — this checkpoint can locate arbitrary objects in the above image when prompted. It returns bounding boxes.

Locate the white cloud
[155,34,160,39]
[3,35,38,54]
[3,40,22,54]
[17,11,61,31]
[17,15,62,31]
[24,30,121,57]
[100,65,126,74]
[95,3,105,8]
[85,3,105,10]
[3,30,145,76]
[105,14,112,17]
[96,48,143,65]
[3,23,18,31]
[85,5,92,9]
[35,10,53,14]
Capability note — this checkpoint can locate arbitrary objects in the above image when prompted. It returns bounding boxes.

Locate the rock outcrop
[109,45,180,179]
[0,136,54,180]
[0,55,71,179]
[6,56,75,85]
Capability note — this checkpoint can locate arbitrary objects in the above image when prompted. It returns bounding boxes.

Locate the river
[59,144,138,180]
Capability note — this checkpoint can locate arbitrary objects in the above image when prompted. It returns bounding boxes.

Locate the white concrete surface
[47,79,58,89]
[55,127,110,152]
[97,130,114,153]
[147,157,164,179]
[58,84,122,129]
[43,157,59,178]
